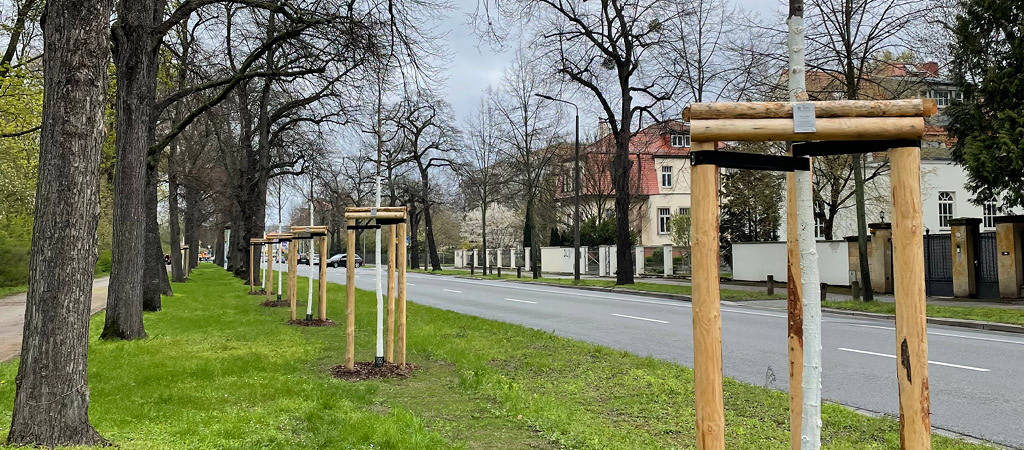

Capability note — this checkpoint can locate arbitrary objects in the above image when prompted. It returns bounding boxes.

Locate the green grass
[0,265,991,449]
[823,300,1024,327]
[0,286,26,298]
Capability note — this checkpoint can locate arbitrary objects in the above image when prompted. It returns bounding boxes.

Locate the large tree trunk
[104,0,162,340]
[142,159,168,312]
[419,169,441,271]
[214,225,226,267]
[168,167,185,281]
[184,183,202,270]
[409,207,421,270]
[612,119,635,285]
[6,0,110,443]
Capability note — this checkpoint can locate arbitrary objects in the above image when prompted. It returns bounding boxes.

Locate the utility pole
[788,1,823,449]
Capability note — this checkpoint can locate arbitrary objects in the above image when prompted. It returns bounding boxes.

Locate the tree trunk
[612,121,635,285]
[481,199,487,275]
[409,207,421,270]
[6,0,110,443]
[418,169,441,271]
[104,0,162,340]
[214,225,226,267]
[853,154,874,301]
[168,154,185,281]
[142,159,168,312]
[184,183,201,270]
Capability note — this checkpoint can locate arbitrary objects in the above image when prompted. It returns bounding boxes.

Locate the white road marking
[406,283,415,286]
[442,289,462,294]
[847,324,1024,346]
[611,313,669,324]
[503,298,537,304]
[837,347,990,372]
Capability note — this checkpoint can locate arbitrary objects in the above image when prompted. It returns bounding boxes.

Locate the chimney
[598,119,611,139]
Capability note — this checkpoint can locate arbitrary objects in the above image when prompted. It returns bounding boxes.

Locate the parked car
[311,254,320,265]
[298,253,309,265]
[326,253,362,268]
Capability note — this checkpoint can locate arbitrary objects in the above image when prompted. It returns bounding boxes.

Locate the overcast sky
[436,0,779,130]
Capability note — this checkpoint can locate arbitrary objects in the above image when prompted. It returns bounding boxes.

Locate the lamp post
[535,94,581,282]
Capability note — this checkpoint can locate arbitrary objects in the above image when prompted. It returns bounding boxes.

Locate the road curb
[504,279,695,302]
[821,307,1024,334]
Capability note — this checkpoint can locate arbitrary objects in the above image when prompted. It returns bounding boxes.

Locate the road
[0,277,110,362]
[300,265,1023,448]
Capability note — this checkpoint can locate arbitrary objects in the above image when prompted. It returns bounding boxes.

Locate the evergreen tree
[947,0,1024,207]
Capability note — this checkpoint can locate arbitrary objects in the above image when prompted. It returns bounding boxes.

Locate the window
[984,200,999,228]
[661,166,673,188]
[934,90,950,107]
[814,215,825,239]
[671,134,686,147]
[938,191,955,228]
[678,207,689,216]
[658,208,671,234]
[953,90,964,102]
[684,134,691,147]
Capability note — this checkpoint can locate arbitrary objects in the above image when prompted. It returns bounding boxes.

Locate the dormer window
[671,134,689,148]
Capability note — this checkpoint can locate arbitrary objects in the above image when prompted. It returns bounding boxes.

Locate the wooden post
[266,243,274,303]
[386,225,397,362]
[288,242,298,321]
[786,161,804,450]
[889,145,932,450]
[249,246,255,293]
[346,220,356,369]
[397,221,408,367]
[318,235,327,320]
[690,141,724,450]
[766,275,775,296]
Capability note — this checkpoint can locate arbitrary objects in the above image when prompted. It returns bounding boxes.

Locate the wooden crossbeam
[683,99,937,121]
[689,117,925,142]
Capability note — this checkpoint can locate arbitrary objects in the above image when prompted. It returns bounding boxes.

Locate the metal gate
[924,233,953,297]
[586,247,599,274]
[976,232,999,298]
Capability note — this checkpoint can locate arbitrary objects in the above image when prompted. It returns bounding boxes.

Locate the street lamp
[535,93,581,282]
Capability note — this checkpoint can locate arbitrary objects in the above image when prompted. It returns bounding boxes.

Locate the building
[554,120,708,246]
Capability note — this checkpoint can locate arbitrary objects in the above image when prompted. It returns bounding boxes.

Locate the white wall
[732,240,851,286]
[540,247,576,273]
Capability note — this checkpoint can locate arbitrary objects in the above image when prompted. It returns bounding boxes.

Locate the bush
[0,244,30,287]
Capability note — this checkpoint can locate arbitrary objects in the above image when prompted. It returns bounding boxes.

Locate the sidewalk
[0,277,110,362]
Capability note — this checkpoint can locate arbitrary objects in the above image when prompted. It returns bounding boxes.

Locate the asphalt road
[300,265,1024,448]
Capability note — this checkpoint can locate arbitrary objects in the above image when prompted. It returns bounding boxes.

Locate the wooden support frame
[318,235,327,320]
[396,221,408,367]
[248,238,268,293]
[687,99,932,450]
[265,239,276,303]
[386,224,397,362]
[285,226,329,324]
[346,219,356,369]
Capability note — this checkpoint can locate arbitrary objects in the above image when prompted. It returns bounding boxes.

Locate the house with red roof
[554,119,714,246]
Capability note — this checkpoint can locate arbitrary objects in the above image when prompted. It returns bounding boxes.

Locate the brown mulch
[287,318,337,327]
[330,362,416,381]
[249,289,266,296]
[261,298,290,307]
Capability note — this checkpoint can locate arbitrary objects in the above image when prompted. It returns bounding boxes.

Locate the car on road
[325,253,362,268]
[298,253,309,265]
[311,254,320,265]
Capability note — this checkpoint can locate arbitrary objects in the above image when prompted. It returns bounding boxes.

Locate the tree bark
[184,182,202,270]
[104,0,163,340]
[6,0,111,443]
[168,164,185,281]
[612,112,635,285]
[214,225,226,267]
[418,168,442,271]
[142,158,168,312]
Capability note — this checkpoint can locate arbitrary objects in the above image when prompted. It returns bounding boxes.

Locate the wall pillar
[844,236,861,287]
[524,248,531,272]
[635,246,644,276]
[497,248,503,268]
[664,244,674,277]
[868,223,893,294]
[995,216,1024,299]
[950,217,981,298]
[599,246,608,277]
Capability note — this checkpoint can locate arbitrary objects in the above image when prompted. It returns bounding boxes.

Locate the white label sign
[793,102,816,133]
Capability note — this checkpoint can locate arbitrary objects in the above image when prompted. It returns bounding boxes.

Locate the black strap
[690,150,811,172]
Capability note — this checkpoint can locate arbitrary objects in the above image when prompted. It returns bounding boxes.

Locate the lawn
[0,265,990,449]
[411,268,780,301]
[823,300,1024,327]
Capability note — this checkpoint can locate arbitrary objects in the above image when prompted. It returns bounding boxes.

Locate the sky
[436,0,778,131]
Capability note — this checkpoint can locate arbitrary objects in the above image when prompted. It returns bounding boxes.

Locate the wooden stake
[397,221,407,367]
[386,225,397,362]
[346,220,356,370]
[683,99,937,121]
[690,141,725,450]
[890,145,932,450]
[786,161,804,450]
[318,235,327,320]
[266,243,274,303]
[288,242,298,321]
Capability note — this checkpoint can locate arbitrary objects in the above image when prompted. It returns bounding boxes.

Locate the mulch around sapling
[249,289,267,296]
[261,298,290,307]
[330,362,416,381]
[287,318,337,327]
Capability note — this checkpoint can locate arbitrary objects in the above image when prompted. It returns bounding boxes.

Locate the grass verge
[0,265,990,449]
[823,300,1024,327]
[411,268,780,301]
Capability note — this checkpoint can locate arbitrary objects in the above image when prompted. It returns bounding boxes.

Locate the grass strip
[0,265,990,449]
[824,300,1024,327]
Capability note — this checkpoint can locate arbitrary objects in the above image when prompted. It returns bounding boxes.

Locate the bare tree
[6,0,112,444]
[458,90,508,274]
[479,0,682,284]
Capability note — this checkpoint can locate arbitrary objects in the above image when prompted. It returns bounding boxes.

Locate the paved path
[0,277,109,362]
[293,265,1024,448]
